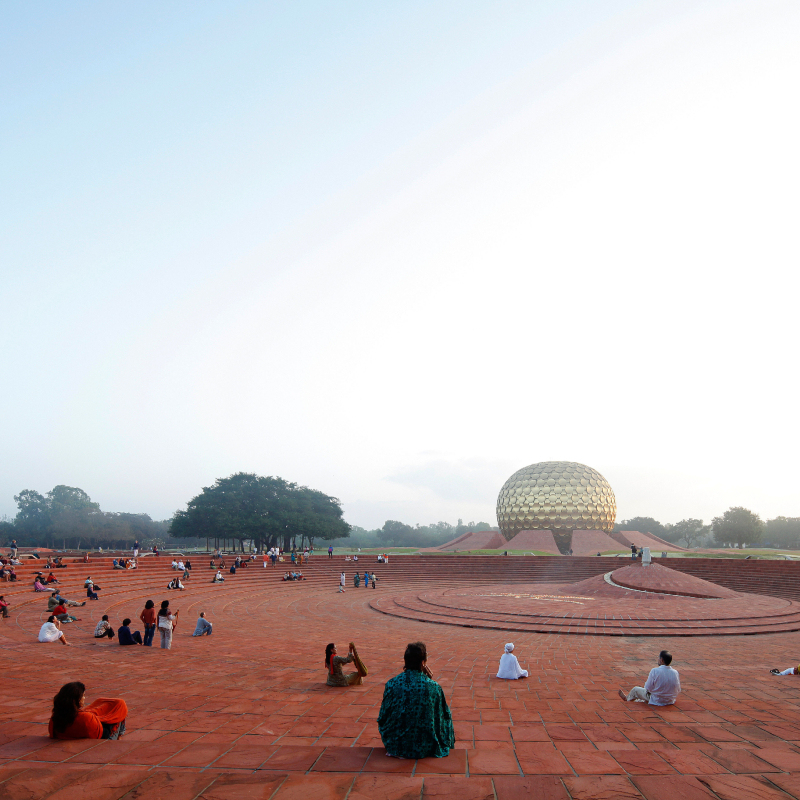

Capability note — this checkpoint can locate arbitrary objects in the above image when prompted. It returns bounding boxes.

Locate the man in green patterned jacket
[377,641,455,759]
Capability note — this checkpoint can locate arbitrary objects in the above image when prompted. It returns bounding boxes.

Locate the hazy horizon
[2,2,799,531]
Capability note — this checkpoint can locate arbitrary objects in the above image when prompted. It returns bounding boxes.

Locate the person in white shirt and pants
[619,650,680,705]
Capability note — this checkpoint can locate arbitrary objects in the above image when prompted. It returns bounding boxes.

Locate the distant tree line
[617,508,800,549]
[1,485,172,550]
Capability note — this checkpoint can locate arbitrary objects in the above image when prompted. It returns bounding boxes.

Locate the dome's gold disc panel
[497,461,616,551]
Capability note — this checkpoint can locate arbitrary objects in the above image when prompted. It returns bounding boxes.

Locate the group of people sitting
[44,557,68,569]
[282,571,304,581]
[167,576,185,590]
[94,615,143,645]
[0,565,18,582]
[33,573,58,592]
[112,558,137,570]
[38,599,214,649]
[32,571,60,589]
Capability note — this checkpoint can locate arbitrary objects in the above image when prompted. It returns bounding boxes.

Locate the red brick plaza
[2,553,800,799]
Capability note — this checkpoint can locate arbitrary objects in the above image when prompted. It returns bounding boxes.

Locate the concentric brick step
[370,577,800,636]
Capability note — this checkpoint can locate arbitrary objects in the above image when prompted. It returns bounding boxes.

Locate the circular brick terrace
[2,554,800,800]
[372,562,800,635]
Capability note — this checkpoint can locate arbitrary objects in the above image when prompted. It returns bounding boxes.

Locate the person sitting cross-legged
[118,618,143,645]
[193,612,212,636]
[211,570,225,583]
[618,650,681,705]
[378,641,455,759]
[496,643,528,680]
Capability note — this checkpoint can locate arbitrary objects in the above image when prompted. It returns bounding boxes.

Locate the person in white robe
[497,643,528,679]
[771,666,800,675]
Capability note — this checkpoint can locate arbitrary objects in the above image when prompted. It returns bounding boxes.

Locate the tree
[668,518,711,548]
[170,472,349,552]
[47,485,101,546]
[616,517,667,538]
[765,517,800,550]
[12,485,167,549]
[713,507,764,548]
[381,520,415,546]
[13,489,51,540]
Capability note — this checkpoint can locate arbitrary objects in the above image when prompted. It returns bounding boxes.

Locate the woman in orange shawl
[48,681,127,740]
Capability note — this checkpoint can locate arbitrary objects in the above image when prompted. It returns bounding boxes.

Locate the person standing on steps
[140,600,156,646]
[339,572,346,592]
[157,600,178,649]
[328,545,334,559]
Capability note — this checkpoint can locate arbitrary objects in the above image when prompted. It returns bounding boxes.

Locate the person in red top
[52,601,78,624]
[139,599,157,647]
[49,682,127,740]
[45,572,59,584]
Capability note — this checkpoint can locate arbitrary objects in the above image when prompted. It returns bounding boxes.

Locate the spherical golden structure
[496,461,616,546]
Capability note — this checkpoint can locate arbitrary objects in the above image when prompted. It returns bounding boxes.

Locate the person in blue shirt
[193,612,213,636]
[118,618,143,645]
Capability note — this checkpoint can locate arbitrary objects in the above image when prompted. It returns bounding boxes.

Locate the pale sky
[2,1,798,529]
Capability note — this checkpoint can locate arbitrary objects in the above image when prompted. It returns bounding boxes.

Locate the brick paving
[1,554,800,798]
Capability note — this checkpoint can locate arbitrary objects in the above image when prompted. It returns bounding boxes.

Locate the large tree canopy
[713,506,763,547]
[11,485,166,549]
[170,472,350,551]
[668,518,711,548]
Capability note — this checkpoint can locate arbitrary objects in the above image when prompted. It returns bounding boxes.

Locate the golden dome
[497,461,616,544]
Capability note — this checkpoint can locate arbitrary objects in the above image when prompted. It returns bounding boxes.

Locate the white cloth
[38,622,63,642]
[497,652,528,679]
[779,667,797,676]
[158,612,174,630]
[626,686,650,702]
[340,573,345,586]
[643,665,681,705]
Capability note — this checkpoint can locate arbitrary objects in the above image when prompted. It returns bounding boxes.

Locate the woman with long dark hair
[325,642,368,687]
[377,641,454,759]
[49,681,127,740]
[157,599,178,649]
[140,600,156,647]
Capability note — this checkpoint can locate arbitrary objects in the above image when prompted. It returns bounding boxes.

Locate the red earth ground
[1,553,800,799]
